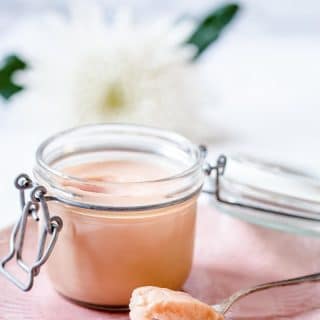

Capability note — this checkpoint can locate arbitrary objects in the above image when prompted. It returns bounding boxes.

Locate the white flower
[8,1,212,141]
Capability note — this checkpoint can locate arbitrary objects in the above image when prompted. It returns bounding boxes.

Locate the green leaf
[0,54,27,100]
[186,3,240,59]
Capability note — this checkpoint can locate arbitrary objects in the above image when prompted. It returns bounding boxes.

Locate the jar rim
[35,123,203,187]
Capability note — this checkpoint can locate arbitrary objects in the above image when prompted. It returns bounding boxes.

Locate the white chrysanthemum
[8,1,211,141]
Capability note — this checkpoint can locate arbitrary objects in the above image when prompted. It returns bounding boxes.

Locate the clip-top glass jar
[1,124,205,309]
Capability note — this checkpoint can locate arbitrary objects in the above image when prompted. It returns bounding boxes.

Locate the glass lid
[207,155,320,237]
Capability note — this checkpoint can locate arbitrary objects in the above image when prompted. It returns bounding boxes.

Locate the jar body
[33,124,204,308]
[46,195,198,307]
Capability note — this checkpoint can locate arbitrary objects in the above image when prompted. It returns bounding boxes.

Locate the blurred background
[1,0,320,226]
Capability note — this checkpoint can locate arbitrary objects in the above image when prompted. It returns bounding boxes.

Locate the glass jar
[2,124,205,309]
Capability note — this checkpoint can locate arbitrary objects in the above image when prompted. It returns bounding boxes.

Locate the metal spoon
[213,272,320,316]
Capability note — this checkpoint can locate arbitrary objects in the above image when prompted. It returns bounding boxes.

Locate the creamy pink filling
[45,159,197,306]
[129,286,223,320]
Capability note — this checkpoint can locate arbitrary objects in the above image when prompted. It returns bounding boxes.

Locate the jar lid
[208,155,320,236]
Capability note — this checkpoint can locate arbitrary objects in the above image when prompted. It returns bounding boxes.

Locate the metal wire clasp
[0,174,63,291]
[202,153,227,196]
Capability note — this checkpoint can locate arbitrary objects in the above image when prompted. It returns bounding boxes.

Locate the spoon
[136,272,320,320]
[213,271,320,316]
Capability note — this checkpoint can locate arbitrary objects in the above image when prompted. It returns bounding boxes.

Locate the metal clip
[0,174,63,291]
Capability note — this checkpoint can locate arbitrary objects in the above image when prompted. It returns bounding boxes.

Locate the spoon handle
[214,272,320,315]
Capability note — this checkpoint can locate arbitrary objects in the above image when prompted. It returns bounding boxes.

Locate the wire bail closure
[0,174,63,291]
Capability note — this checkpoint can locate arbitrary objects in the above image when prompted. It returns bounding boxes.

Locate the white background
[0,0,320,227]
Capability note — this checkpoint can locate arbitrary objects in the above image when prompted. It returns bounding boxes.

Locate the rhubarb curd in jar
[33,124,204,309]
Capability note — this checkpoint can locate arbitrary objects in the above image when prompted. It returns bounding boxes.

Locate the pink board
[0,199,320,319]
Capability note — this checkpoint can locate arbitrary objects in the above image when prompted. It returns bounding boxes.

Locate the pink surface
[0,197,320,319]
